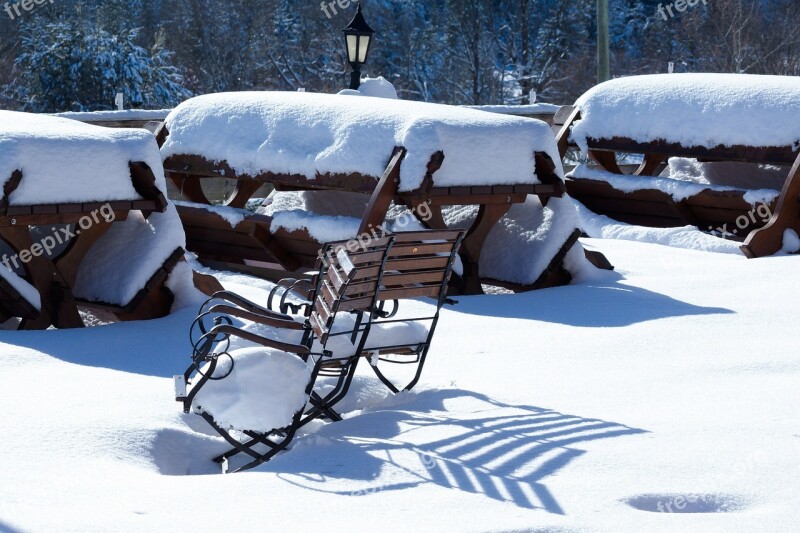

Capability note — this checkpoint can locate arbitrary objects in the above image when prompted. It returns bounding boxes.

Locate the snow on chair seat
[0,110,185,328]
[555,74,800,255]
[159,91,591,294]
[176,237,395,473]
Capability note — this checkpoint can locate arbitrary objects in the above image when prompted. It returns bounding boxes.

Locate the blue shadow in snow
[262,388,648,514]
[0,521,23,533]
[452,281,734,327]
[0,305,198,378]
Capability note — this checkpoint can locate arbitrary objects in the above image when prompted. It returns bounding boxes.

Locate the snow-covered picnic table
[159,91,588,294]
[0,111,186,329]
[556,73,800,256]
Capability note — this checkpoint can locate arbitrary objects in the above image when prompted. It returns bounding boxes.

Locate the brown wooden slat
[389,242,456,257]
[377,285,441,300]
[588,137,798,166]
[382,270,447,287]
[385,255,450,271]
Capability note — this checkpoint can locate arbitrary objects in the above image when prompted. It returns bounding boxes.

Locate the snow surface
[72,204,187,306]
[571,73,800,152]
[190,346,313,433]
[0,110,167,205]
[568,163,780,204]
[161,91,561,192]
[2,232,800,531]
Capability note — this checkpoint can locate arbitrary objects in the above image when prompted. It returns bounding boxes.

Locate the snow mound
[442,197,588,286]
[355,76,398,99]
[73,203,187,306]
[191,347,313,433]
[0,110,166,205]
[572,73,800,152]
[162,91,561,192]
[576,201,744,255]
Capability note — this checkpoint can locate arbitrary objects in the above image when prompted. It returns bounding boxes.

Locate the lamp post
[342,2,375,90]
[597,0,610,83]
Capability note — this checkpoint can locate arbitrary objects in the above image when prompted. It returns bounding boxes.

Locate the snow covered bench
[555,74,800,255]
[0,111,186,328]
[158,91,581,294]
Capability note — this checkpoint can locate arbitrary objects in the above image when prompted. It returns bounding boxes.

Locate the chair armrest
[208,304,305,330]
[267,277,314,314]
[203,290,291,319]
[209,324,310,355]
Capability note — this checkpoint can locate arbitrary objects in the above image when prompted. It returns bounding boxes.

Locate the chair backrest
[379,230,464,305]
[308,236,395,346]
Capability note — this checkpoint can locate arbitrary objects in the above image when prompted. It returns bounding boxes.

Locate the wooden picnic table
[554,105,800,254]
[160,126,567,294]
[0,162,169,329]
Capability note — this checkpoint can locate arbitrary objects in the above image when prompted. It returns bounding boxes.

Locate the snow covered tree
[4,20,190,112]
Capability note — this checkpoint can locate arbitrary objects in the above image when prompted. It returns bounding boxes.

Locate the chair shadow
[255,388,648,514]
[454,281,733,327]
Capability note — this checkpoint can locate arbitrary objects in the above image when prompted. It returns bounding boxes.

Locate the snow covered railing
[54,109,171,129]
[0,111,187,329]
[554,74,800,256]
[159,91,589,294]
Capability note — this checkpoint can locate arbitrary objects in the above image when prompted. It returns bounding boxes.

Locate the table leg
[223,180,265,209]
[167,174,211,205]
[457,203,513,295]
[589,150,623,174]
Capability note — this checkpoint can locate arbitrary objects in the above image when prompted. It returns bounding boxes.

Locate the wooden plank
[588,137,798,166]
[357,147,405,235]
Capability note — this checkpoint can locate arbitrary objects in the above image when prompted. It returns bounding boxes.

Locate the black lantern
[342,2,375,90]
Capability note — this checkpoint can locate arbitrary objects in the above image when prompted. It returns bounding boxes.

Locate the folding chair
[175,236,395,473]
[265,230,465,393]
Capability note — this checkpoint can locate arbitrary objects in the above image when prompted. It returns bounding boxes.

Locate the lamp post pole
[597,0,610,83]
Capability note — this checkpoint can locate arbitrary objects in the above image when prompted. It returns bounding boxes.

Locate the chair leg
[370,348,430,394]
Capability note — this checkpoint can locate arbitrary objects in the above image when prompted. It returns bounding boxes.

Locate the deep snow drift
[1,217,799,531]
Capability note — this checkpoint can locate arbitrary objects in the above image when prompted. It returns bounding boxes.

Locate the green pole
[597,0,610,83]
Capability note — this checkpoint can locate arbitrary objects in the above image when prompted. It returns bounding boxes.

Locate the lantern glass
[358,35,370,63]
[346,34,359,64]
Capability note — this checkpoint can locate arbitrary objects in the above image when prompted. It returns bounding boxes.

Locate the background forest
[1,0,799,112]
